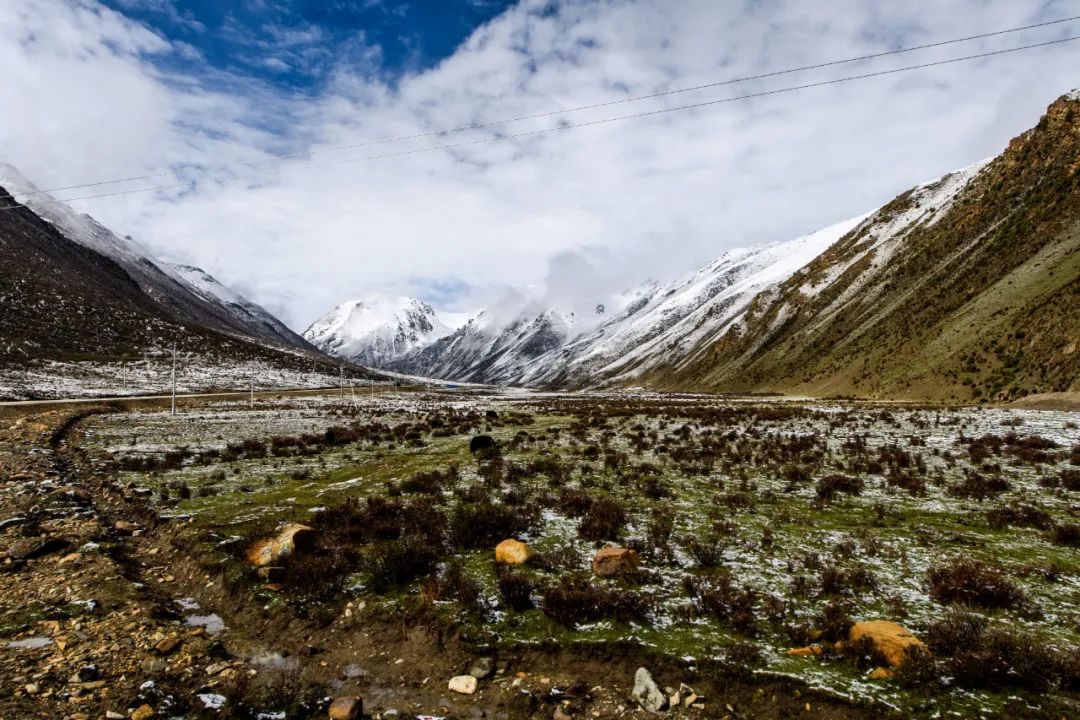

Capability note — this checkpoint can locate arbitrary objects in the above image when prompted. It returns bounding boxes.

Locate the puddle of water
[185,614,225,635]
[6,637,53,649]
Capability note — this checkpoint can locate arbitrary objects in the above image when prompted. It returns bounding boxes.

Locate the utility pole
[350,380,355,405]
[170,342,177,416]
[339,365,344,398]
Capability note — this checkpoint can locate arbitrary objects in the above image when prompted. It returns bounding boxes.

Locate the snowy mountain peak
[303,294,467,367]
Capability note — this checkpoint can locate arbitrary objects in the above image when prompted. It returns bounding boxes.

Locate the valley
[2,388,1077,719]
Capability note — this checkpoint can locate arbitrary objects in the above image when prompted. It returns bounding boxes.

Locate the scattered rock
[449,674,479,695]
[868,666,895,680]
[113,520,140,536]
[631,667,668,713]
[154,635,181,655]
[469,656,495,679]
[849,620,925,667]
[24,683,39,695]
[131,705,155,720]
[592,547,639,577]
[554,707,574,720]
[76,665,100,682]
[328,696,364,719]
[495,539,532,565]
[8,536,70,561]
[786,645,824,657]
[247,524,316,567]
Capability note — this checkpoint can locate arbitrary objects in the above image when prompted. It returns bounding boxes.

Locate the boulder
[469,656,495,679]
[328,696,363,720]
[154,635,181,655]
[449,674,479,695]
[631,667,668,713]
[131,706,155,720]
[592,547,639,576]
[849,620,925,667]
[247,524,315,568]
[495,539,532,565]
[7,536,70,561]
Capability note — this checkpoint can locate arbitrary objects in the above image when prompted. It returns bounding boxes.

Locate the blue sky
[3,1,1079,328]
[102,0,517,91]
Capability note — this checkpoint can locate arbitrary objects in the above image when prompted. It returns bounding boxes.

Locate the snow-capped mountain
[303,295,468,367]
[0,163,310,352]
[368,218,859,387]
[390,306,578,383]
[516,216,865,388]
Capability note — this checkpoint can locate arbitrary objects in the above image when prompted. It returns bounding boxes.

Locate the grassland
[79,390,1080,718]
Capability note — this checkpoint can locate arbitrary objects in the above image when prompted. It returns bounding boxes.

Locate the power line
[0,33,1077,213]
[8,14,1080,201]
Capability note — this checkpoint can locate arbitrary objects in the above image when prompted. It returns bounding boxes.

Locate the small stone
[669,692,680,707]
[554,707,574,720]
[469,656,495,679]
[24,683,39,695]
[631,667,668,713]
[105,712,124,719]
[683,693,698,707]
[592,547,640,577]
[154,635,181,655]
[131,705,155,720]
[448,674,478,695]
[328,696,363,719]
[868,666,894,680]
[113,521,140,535]
[76,665,100,682]
[495,539,532,565]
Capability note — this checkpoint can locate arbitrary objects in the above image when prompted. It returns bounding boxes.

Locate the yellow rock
[849,620,925,667]
[495,539,532,565]
[246,524,316,567]
[591,547,639,576]
[131,705,155,720]
[868,666,895,680]
[786,645,824,657]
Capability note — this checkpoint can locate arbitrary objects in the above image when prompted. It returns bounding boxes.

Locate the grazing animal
[470,435,497,454]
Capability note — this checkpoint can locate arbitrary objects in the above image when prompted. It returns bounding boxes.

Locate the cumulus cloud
[1,0,1078,329]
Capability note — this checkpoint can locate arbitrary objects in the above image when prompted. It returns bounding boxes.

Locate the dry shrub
[927,558,1027,611]
[683,573,759,636]
[496,565,535,611]
[815,474,863,501]
[578,496,627,541]
[906,607,1080,691]
[541,576,648,627]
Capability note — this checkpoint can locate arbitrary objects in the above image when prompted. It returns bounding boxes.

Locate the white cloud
[1,0,1078,329]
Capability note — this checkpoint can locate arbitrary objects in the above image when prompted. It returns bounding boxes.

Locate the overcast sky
[1,0,1078,330]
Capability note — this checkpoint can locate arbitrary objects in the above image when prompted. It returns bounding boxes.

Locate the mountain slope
[515,216,864,388]
[0,164,311,352]
[390,307,578,383]
[303,295,465,367]
[659,92,1080,401]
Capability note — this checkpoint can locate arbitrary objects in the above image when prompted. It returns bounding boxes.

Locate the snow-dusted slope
[519,216,866,387]
[167,264,309,349]
[303,295,466,367]
[0,163,310,351]
[390,306,578,383]
[378,217,859,388]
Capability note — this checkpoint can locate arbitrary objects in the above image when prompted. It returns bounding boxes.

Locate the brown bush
[541,576,649,627]
[578,497,627,541]
[927,559,1027,611]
